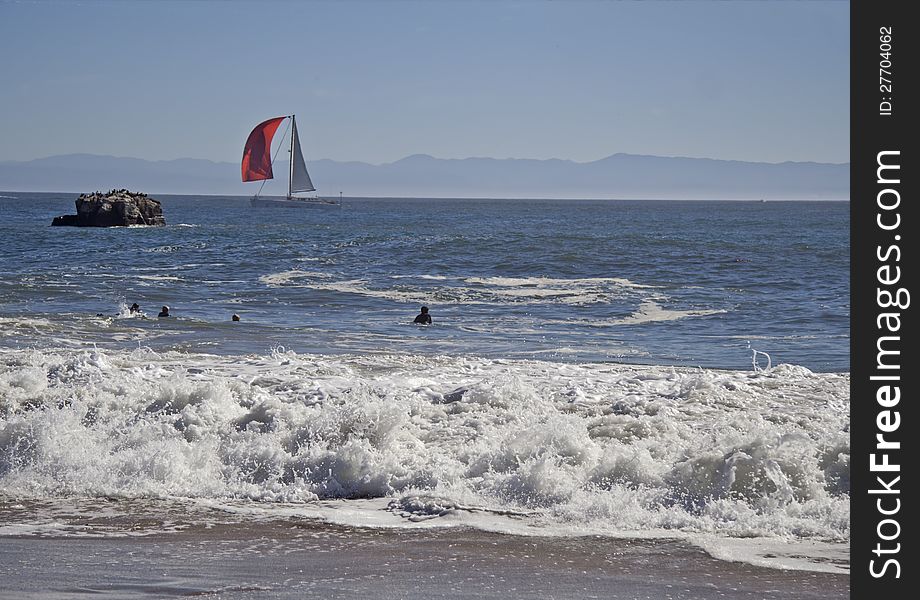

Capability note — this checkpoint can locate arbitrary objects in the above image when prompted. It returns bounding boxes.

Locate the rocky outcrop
[52,190,166,227]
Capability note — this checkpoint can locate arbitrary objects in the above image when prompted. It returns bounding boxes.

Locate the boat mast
[288,115,295,199]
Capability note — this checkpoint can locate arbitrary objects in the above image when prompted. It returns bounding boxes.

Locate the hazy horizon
[0,150,851,168]
[0,152,849,199]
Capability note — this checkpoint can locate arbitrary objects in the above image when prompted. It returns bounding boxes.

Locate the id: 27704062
[879,27,893,116]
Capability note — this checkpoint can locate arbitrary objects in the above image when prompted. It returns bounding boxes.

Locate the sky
[0,0,849,165]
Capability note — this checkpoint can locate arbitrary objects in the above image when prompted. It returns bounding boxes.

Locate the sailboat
[242,115,338,208]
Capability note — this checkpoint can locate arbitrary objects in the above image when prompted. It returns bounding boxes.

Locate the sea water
[0,194,849,572]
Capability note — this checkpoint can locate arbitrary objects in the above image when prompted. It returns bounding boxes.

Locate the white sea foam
[0,316,59,340]
[259,271,660,306]
[0,347,849,571]
[391,275,450,281]
[0,316,56,330]
[562,300,728,326]
[465,276,655,289]
[309,280,427,303]
[259,270,333,286]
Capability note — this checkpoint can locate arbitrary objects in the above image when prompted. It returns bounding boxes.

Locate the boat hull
[250,196,339,209]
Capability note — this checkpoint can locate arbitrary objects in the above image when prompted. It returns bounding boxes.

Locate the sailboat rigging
[242,115,338,207]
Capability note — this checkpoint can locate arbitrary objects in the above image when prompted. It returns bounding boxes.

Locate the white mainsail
[289,118,315,195]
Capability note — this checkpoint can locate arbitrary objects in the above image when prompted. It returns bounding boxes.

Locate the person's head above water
[158,305,170,317]
[413,305,432,324]
[130,303,140,311]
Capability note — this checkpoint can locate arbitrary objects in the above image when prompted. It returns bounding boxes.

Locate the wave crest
[0,347,849,542]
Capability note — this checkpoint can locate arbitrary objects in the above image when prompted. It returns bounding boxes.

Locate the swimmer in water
[157,305,170,318]
[129,303,141,314]
[413,306,432,325]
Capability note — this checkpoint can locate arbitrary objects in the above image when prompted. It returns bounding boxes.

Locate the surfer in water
[413,306,432,325]
[157,305,170,318]
[129,303,141,314]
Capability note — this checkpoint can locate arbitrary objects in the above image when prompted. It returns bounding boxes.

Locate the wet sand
[0,520,848,599]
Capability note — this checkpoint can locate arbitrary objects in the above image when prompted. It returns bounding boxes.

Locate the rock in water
[52,190,166,227]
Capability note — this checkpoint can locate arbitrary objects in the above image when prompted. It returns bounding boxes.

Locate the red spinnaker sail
[241,116,286,182]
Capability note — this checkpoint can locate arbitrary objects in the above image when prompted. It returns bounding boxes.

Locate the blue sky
[0,0,849,165]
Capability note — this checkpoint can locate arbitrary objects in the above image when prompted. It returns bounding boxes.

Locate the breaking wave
[0,346,849,547]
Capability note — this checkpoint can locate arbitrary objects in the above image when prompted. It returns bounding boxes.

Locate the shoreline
[0,517,848,599]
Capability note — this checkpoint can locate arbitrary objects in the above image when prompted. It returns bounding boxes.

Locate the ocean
[0,193,849,595]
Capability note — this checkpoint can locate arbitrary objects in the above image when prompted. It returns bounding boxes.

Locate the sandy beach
[0,504,847,600]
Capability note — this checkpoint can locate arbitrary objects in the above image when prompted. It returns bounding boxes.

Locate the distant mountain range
[0,153,849,199]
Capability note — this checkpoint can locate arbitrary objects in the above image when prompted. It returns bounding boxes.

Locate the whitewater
[0,345,848,572]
